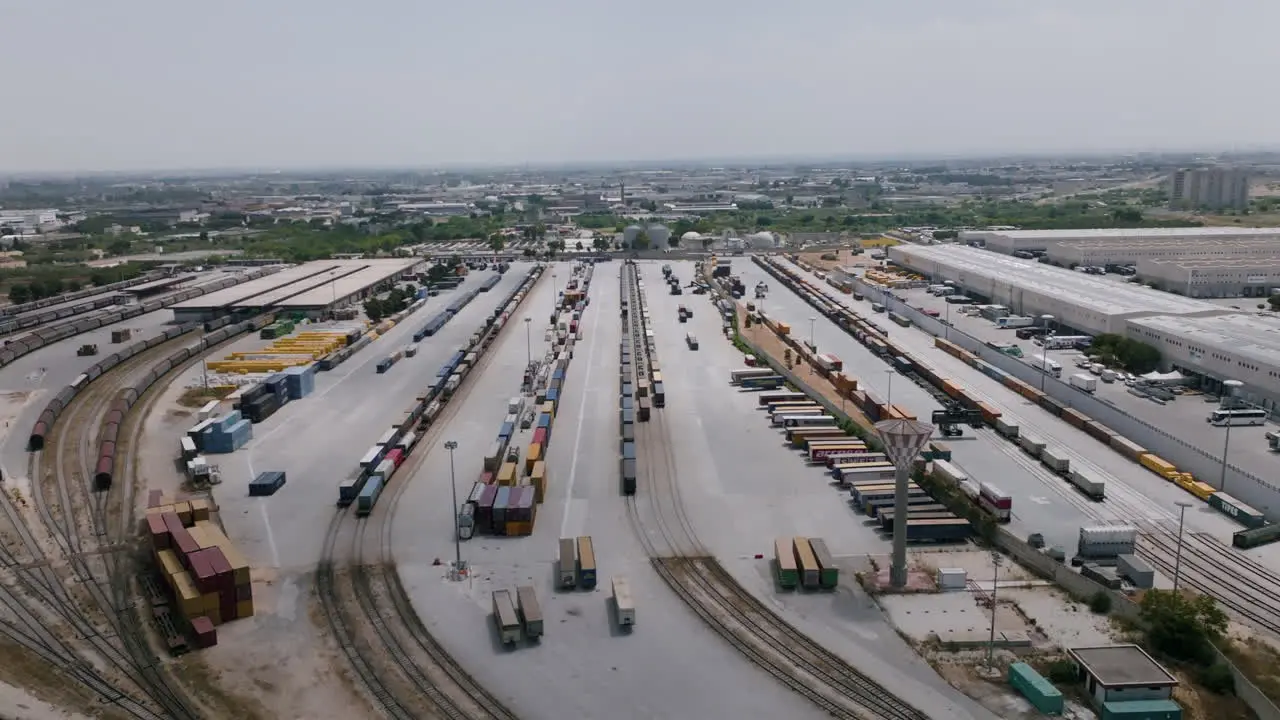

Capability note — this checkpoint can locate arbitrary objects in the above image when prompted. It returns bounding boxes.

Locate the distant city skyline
[2,0,1278,173]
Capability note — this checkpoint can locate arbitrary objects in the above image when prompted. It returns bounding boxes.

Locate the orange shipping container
[525,444,542,475]
[976,401,1002,425]
[1061,408,1089,429]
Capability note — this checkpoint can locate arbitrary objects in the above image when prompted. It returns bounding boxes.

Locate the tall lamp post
[444,440,463,578]
[808,316,817,351]
[986,552,1003,665]
[1173,501,1192,591]
[1219,379,1243,491]
[885,369,895,407]
[876,419,936,588]
[1038,314,1055,392]
[523,317,533,367]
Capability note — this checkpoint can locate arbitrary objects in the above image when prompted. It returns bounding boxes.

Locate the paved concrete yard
[392,263,827,720]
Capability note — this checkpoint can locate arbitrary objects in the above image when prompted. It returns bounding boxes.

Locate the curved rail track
[317,275,538,720]
[618,262,927,720]
[6,331,211,719]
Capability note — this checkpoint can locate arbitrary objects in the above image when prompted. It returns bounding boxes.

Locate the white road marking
[560,280,603,540]
[260,501,280,568]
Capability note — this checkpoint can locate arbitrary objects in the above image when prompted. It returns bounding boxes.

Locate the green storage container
[1101,699,1182,720]
[1008,662,1063,715]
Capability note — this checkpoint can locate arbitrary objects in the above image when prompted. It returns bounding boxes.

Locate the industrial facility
[887,244,1227,335]
[170,258,419,322]
[1127,313,1280,411]
[962,227,1280,256]
[1136,257,1280,298]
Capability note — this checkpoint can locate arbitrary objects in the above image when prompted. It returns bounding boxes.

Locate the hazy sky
[2,0,1277,172]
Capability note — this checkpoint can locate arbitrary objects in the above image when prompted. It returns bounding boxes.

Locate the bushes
[1042,659,1079,684]
[1197,663,1235,695]
[1089,592,1112,614]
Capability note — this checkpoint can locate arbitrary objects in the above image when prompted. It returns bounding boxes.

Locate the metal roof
[1068,645,1177,687]
[892,244,1225,318]
[1128,313,1280,367]
[171,265,310,310]
[970,227,1280,240]
[268,258,418,308]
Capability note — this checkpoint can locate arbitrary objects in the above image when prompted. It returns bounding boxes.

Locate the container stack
[202,411,253,454]
[281,365,315,399]
[238,381,286,424]
[145,493,255,646]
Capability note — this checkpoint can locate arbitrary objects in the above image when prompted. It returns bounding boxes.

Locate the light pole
[808,316,817,351]
[944,301,951,341]
[444,440,463,577]
[523,317,532,367]
[875,419,935,588]
[1219,379,1243,491]
[1038,315,1055,392]
[885,369,895,407]
[1173,501,1192,591]
[987,552,1002,665]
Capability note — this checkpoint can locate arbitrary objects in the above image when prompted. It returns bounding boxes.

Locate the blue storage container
[216,410,242,432]
[552,368,565,381]
[545,388,559,405]
[499,421,514,439]
[537,414,551,430]
[1007,663,1063,716]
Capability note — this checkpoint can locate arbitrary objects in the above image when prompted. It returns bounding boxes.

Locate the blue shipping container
[499,421,514,439]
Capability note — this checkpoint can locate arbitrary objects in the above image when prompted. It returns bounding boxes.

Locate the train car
[355,475,385,516]
[792,537,820,589]
[576,536,597,589]
[774,537,799,589]
[1233,523,1280,549]
[977,483,1012,522]
[741,375,786,391]
[758,391,809,407]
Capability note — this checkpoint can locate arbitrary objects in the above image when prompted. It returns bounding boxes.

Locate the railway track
[317,274,537,720]
[619,262,927,720]
[0,331,210,719]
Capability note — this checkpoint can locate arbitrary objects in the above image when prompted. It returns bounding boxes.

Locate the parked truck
[492,590,521,644]
[516,585,543,638]
[1069,373,1097,393]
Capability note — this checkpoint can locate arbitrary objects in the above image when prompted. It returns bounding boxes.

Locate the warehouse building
[1126,313,1280,411]
[962,227,1280,256]
[888,244,1226,335]
[1136,257,1280,298]
[171,258,419,322]
[1046,235,1280,268]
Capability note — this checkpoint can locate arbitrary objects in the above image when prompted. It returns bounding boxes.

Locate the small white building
[1068,645,1180,715]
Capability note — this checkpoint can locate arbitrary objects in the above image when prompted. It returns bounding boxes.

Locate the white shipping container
[1079,525,1138,545]
[937,568,967,590]
[1069,373,1097,393]
[931,459,968,485]
[1041,447,1070,473]
[993,417,1019,439]
[1018,434,1046,455]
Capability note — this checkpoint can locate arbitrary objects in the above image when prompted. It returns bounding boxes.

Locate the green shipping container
[1008,662,1063,715]
[807,537,839,589]
[1207,491,1267,529]
[774,538,798,589]
[1101,699,1182,720]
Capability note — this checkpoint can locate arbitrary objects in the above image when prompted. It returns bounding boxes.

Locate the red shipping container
[532,427,548,447]
[219,593,237,623]
[147,489,164,508]
[190,615,217,648]
[188,550,218,593]
[479,471,494,485]
[171,527,200,562]
[147,514,170,548]
[162,512,184,535]
[204,547,234,591]
[385,449,404,468]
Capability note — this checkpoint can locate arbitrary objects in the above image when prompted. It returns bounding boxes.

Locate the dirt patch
[0,637,124,720]
[176,386,233,409]
[1221,634,1280,706]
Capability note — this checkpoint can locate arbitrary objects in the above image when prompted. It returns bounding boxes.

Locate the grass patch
[177,386,234,408]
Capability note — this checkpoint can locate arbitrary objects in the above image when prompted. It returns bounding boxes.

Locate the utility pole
[1173,501,1192,591]
[445,440,463,578]
[987,552,1002,665]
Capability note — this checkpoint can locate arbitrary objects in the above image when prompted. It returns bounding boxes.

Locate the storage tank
[623,225,643,247]
[646,224,671,249]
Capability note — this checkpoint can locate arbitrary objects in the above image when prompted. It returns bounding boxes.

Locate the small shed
[1068,645,1181,719]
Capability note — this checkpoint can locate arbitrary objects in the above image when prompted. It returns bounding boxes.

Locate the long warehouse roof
[263,259,418,308]
[171,265,311,310]
[1129,313,1280,367]
[892,244,1226,318]
[968,227,1280,240]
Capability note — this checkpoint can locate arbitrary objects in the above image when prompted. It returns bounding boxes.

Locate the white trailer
[612,576,636,627]
[996,316,1035,329]
[1040,447,1070,474]
[1018,433,1046,456]
[1028,355,1062,378]
[1069,373,1097,393]
[1067,469,1106,500]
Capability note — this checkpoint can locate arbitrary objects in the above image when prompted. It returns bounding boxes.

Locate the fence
[850,276,1280,521]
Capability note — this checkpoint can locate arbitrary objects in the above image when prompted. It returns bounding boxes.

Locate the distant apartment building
[1168,167,1250,211]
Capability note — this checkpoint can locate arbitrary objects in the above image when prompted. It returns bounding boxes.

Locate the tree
[364,298,385,322]
[1268,295,1280,311]
[8,284,31,304]
[1140,589,1228,665]
[522,247,536,257]
[199,230,209,242]
[545,239,565,258]
[634,231,651,251]
[488,233,505,255]
[593,236,610,251]
[575,240,584,251]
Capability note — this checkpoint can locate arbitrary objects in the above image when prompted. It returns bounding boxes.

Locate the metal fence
[850,277,1280,520]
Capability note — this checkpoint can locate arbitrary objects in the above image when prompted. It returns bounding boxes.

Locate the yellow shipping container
[145,503,175,517]
[1187,481,1216,501]
[498,462,517,486]
[526,443,542,475]
[188,497,212,522]
[1140,453,1177,479]
[174,501,192,526]
[172,571,201,618]
[776,322,791,336]
[201,525,252,586]
[651,371,663,384]
[236,599,255,619]
[530,461,547,503]
[540,401,555,420]
[156,548,183,579]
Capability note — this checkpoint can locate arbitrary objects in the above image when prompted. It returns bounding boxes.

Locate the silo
[623,225,643,247]
[646,224,671,249]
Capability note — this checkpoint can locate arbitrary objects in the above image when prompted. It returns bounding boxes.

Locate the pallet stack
[145,491,254,648]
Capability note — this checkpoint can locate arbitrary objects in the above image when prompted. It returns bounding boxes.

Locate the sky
[2,0,1277,172]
